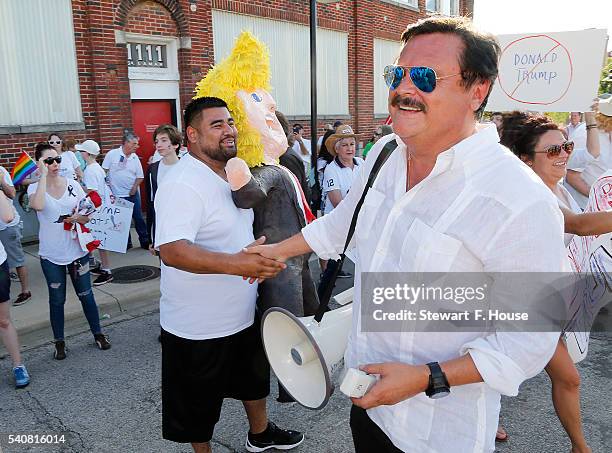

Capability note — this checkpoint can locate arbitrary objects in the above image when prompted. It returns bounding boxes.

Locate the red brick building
[0,0,473,169]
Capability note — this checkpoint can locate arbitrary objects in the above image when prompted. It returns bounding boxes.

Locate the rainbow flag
[11,151,38,186]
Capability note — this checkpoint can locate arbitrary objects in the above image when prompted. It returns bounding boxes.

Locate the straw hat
[325,124,357,156]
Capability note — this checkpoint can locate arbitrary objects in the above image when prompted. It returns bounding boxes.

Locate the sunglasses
[49,141,62,145]
[535,141,574,158]
[43,156,62,165]
[383,65,462,93]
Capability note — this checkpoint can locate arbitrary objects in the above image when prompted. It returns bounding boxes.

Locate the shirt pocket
[355,187,386,242]
[399,218,463,272]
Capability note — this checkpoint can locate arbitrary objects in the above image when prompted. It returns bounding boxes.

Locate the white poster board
[486,29,608,113]
[86,197,134,253]
[564,171,612,362]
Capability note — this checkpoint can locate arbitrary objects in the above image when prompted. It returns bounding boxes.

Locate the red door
[131,100,176,210]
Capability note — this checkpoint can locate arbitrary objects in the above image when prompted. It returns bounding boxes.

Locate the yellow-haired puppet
[195,31,319,402]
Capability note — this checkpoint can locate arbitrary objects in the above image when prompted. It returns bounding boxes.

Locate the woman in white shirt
[48,133,83,182]
[0,189,30,388]
[28,143,110,360]
[500,111,612,453]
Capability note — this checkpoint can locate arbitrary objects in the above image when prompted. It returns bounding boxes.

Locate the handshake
[237,236,287,284]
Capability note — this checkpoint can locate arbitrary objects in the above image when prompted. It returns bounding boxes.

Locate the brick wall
[0,0,472,166]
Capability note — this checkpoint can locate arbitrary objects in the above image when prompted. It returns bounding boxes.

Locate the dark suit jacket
[232,165,319,316]
[279,147,310,203]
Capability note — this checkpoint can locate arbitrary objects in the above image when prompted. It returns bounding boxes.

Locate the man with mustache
[154,97,304,453]
[246,17,566,452]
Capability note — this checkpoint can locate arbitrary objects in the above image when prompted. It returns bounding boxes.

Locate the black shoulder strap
[314,139,398,322]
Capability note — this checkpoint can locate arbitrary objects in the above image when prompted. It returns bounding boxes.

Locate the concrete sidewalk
[2,229,161,353]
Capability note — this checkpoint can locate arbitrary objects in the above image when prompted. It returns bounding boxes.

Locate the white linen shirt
[102,147,144,197]
[302,124,566,452]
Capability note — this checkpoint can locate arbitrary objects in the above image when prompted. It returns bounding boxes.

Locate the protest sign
[86,197,134,253]
[565,171,612,363]
[486,29,608,113]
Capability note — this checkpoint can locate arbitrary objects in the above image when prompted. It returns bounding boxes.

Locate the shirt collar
[334,156,359,168]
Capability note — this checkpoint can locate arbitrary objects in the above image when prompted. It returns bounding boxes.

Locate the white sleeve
[101,150,113,170]
[302,155,371,261]
[461,200,565,396]
[82,169,97,192]
[155,182,205,247]
[322,164,339,195]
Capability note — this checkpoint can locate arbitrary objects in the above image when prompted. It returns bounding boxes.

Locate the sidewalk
[2,230,161,352]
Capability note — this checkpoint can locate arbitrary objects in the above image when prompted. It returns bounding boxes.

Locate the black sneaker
[54,341,66,360]
[90,263,103,275]
[337,270,352,278]
[245,422,304,452]
[94,334,111,350]
[93,271,113,286]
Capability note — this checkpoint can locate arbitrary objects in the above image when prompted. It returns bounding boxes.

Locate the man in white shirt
[155,97,303,453]
[246,17,565,452]
[102,131,149,249]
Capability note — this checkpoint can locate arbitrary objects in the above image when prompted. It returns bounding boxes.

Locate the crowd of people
[0,13,611,453]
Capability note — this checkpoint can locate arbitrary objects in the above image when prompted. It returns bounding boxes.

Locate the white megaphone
[261,287,354,409]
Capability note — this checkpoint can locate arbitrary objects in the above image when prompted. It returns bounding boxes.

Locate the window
[0,0,82,128]
[374,39,402,115]
[426,0,439,12]
[212,11,349,116]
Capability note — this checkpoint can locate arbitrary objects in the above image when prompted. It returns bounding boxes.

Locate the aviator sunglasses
[383,65,462,92]
[43,156,62,165]
[534,141,574,158]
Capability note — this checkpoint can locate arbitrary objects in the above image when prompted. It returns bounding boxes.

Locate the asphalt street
[0,304,610,452]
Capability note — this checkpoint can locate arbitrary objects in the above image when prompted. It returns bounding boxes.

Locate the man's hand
[129,187,137,197]
[236,236,286,283]
[243,242,287,263]
[351,362,430,410]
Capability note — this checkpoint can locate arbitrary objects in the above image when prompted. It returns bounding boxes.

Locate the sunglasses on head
[383,65,462,93]
[49,141,62,145]
[535,141,574,158]
[43,156,62,165]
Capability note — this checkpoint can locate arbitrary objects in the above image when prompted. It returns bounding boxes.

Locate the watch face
[430,389,450,399]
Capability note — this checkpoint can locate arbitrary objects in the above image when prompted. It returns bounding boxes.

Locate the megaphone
[261,290,353,410]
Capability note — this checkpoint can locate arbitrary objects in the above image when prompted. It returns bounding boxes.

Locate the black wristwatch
[425,362,450,399]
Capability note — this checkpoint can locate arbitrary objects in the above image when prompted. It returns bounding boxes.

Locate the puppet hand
[226,157,252,190]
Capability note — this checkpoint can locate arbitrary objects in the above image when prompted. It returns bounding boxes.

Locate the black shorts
[0,260,10,302]
[161,321,270,443]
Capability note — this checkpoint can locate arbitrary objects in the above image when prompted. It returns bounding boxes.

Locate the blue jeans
[40,254,102,341]
[121,191,149,247]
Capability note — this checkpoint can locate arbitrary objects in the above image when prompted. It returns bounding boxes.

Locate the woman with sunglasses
[27,143,110,360]
[498,111,612,453]
[47,133,83,182]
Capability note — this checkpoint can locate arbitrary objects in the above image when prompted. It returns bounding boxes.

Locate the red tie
[284,167,316,223]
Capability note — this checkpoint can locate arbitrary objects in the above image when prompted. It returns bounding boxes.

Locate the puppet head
[194,31,287,166]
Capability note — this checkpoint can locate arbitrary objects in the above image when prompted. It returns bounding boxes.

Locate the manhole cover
[111,265,160,284]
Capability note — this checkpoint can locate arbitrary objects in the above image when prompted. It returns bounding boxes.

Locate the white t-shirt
[0,167,20,230]
[58,151,81,181]
[157,160,177,185]
[154,154,258,340]
[322,157,364,214]
[102,147,144,197]
[27,179,88,265]
[83,162,108,200]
